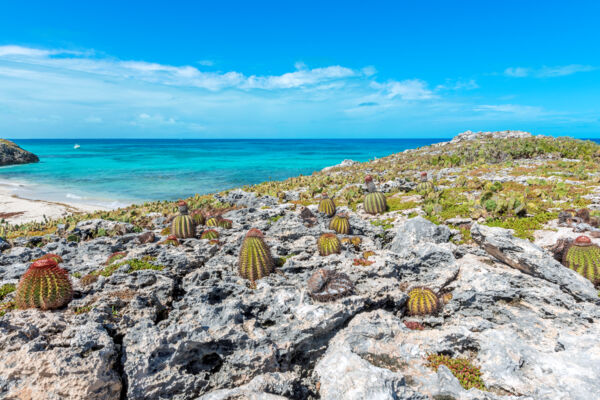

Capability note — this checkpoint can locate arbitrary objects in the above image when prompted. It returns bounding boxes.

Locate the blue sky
[0,0,599,138]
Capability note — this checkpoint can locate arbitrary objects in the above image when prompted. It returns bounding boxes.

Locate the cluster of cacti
[406,286,440,316]
[317,233,341,256]
[480,191,526,216]
[238,229,274,282]
[307,268,354,301]
[562,235,600,286]
[15,258,73,310]
[318,195,336,217]
[201,229,219,240]
[171,200,196,238]
[329,214,350,235]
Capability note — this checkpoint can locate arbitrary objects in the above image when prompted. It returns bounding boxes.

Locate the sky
[0,0,599,139]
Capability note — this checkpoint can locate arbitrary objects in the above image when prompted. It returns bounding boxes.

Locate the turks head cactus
[562,235,600,286]
[318,233,341,256]
[191,209,205,226]
[15,259,73,310]
[171,201,196,239]
[407,286,440,316]
[329,213,350,235]
[416,181,436,195]
[206,216,221,227]
[201,229,219,240]
[363,176,387,215]
[218,219,233,229]
[318,195,336,217]
[238,229,275,282]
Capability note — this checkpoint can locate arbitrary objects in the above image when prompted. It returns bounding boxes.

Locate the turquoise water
[0,139,442,207]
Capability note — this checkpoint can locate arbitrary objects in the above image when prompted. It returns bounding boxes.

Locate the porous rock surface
[0,139,39,166]
[1,192,600,399]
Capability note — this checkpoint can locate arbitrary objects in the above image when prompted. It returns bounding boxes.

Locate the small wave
[66,193,83,200]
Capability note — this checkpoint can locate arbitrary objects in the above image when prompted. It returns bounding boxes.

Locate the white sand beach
[0,180,112,225]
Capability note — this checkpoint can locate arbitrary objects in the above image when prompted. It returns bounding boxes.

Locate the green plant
[80,274,98,286]
[562,235,600,286]
[67,234,80,243]
[238,229,274,282]
[318,195,336,217]
[406,286,439,316]
[0,283,16,301]
[15,259,73,310]
[318,233,342,256]
[106,251,127,265]
[364,192,387,215]
[201,229,219,240]
[218,218,233,229]
[99,257,164,277]
[329,214,350,235]
[206,216,220,227]
[426,354,486,391]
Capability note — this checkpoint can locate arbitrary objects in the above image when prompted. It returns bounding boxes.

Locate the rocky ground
[1,131,600,399]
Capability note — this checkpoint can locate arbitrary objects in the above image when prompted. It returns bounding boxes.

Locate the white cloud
[374,79,435,100]
[504,64,594,78]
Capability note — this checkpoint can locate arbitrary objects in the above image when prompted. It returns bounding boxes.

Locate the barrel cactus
[206,216,221,227]
[407,286,440,316]
[329,214,350,235]
[238,229,274,282]
[33,253,64,263]
[318,195,336,217]
[191,209,205,225]
[171,201,196,238]
[218,218,233,229]
[318,233,341,256]
[15,259,73,310]
[562,235,600,285]
[201,229,219,240]
[416,181,436,195]
[364,192,387,215]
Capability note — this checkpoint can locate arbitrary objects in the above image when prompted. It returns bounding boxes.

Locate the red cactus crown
[31,258,59,269]
[574,235,592,246]
[365,175,373,183]
[246,228,264,238]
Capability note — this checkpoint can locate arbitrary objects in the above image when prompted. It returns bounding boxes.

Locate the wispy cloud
[373,79,436,100]
[504,64,595,78]
[474,104,545,117]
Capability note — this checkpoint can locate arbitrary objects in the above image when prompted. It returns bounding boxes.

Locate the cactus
[329,214,350,235]
[307,268,354,301]
[171,202,196,239]
[15,259,73,310]
[318,233,341,256]
[191,209,205,225]
[364,192,387,215]
[206,216,221,227]
[33,253,64,263]
[416,181,435,195]
[201,229,219,240]
[562,235,600,285]
[106,251,127,265]
[218,218,233,229]
[407,286,440,316]
[238,229,274,282]
[161,234,180,246]
[318,195,336,217]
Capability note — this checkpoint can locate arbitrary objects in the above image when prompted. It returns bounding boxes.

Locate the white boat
[74,144,80,149]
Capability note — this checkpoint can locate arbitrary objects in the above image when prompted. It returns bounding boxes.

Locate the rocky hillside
[0,139,39,166]
[1,131,600,399]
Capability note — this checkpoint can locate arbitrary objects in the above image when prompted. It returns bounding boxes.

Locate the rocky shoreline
[0,139,38,166]
[1,131,600,399]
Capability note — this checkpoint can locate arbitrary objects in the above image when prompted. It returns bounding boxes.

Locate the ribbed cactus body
[318,233,341,256]
[407,287,440,316]
[206,217,220,227]
[329,214,350,235]
[172,215,196,238]
[15,259,73,310]
[563,236,600,285]
[364,192,387,215]
[318,197,336,217]
[238,229,274,282]
[191,210,205,225]
[416,181,435,194]
[201,229,219,240]
[218,219,233,229]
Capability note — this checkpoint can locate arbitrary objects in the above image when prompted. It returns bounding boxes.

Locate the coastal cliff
[1,131,600,399]
[0,139,39,166]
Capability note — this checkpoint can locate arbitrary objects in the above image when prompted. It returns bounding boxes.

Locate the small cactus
[318,195,336,217]
[206,216,221,227]
[33,253,64,263]
[106,251,127,265]
[318,233,341,256]
[407,286,440,316]
[218,219,233,229]
[238,229,274,282]
[161,234,180,246]
[329,214,350,235]
[364,192,387,215]
[416,181,435,195]
[191,209,205,225]
[562,235,600,285]
[80,274,98,286]
[15,259,73,310]
[307,268,354,301]
[201,229,219,240]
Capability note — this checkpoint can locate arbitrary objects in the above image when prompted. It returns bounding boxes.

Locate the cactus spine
[407,286,440,316]
[563,235,600,285]
[318,233,341,256]
[318,195,336,217]
[238,229,274,282]
[329,214,350,235]
[15,259,73,310]
[171,201,196,238]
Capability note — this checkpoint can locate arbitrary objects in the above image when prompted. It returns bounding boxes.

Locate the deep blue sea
[0,139,442,208]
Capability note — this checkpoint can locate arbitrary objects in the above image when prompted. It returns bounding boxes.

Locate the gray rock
[0,139,39,166]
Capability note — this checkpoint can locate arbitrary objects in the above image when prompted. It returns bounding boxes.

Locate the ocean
[0,139,445,208]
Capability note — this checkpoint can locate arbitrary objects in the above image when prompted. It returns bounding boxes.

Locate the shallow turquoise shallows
[0,139,442,207]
